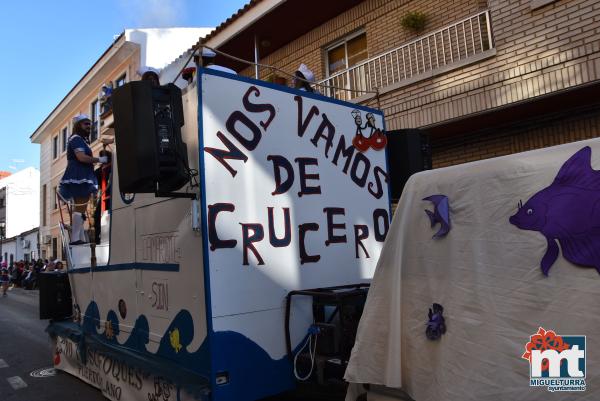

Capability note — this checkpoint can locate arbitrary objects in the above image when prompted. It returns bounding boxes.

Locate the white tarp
[345,138,600,401]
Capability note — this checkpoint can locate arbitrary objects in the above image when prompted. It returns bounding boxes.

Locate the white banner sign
[200,70,390,329]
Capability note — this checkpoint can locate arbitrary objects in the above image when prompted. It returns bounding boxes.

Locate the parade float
[43,67,392,401]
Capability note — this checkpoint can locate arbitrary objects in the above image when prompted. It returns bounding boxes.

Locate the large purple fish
[509,146,600,276]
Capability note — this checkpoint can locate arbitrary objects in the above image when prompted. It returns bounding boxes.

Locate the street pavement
[0,287,105,401]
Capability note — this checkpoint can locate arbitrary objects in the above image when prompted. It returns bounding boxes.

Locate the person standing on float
[59,114,107,245]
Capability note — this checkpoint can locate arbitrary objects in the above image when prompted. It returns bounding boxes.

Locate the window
[0,198,4,208]
[53,136,59,159]
[325,32,368,99]
[91,100,100,142]
[53,187,58,209]
[62,127,68,152]
[531,0,558,9]
[326,32,368,76]
[42,185,47,226]
[116,73,126,87]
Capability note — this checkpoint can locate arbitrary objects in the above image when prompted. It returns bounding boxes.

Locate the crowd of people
[0,259,64,297]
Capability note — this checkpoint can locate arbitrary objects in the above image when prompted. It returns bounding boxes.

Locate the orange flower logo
[522,327,570,372]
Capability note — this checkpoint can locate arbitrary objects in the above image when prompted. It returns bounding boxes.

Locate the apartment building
[0,167,40,239]
[30,28,211,261]
[0,168,40,264]
[203,0,600,168]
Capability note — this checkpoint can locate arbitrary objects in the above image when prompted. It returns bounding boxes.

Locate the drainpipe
[254,35,260,79]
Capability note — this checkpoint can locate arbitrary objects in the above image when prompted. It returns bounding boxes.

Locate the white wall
[39,137,52,248]
[0,167,40,238]
[125,27,212,71]
[1,230,39,265]
[16,230,39,262]
[158,49,195,88]
[1,238,16,266]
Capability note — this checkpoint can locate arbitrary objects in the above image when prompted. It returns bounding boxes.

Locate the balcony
[318,10,495,102]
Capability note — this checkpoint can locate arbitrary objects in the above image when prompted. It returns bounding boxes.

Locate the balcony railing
[318,10,494,101]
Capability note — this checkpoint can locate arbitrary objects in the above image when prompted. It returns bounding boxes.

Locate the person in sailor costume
[58,114,107,245]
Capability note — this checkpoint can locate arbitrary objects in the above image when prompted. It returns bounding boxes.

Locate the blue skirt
[60,158,98,201]
[59,182,97,201]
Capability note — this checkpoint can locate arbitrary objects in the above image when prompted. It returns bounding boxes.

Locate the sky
[0,0,248,173]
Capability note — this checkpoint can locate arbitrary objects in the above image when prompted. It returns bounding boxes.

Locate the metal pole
[254,35,260,79]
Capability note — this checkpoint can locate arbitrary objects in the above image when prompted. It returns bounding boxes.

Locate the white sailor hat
[137,66,160,77]
[201,47,216,58]
[296,64,315,83]
[72,114,90,124]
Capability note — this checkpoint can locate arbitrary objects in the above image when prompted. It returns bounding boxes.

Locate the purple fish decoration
[509,146,600,276]
[426,303,446,341]
[423,195,451,238]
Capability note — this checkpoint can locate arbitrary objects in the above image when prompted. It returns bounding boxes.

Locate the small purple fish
[426,303,446,341]
[509,146,600,276]
[423,195,451,238]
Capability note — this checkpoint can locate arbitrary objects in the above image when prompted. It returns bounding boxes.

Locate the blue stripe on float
[68,263,179,274]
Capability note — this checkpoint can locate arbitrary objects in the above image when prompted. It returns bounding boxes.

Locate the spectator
[45,260,56,272]
[0,262,8,297]
[201,48,237,75]
[138,66,161,87]
[292,64,316,93]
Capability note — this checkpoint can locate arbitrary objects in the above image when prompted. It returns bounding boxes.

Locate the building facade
[0,168,40,265]
[0,167,40,239]
[30,28,211,261]
[1,228,39,266]
[204,0,600,169]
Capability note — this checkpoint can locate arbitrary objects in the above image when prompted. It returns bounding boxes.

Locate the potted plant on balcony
[401,11,428,33]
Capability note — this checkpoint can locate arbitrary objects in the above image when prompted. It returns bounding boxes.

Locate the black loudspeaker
[386,129,431,200]
[112,81,189,194]
[39,272,72,320]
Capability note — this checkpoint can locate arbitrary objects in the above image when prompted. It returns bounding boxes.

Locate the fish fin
[554,147,600,189]
[559,235,600,271]
[423,194,445,204]
[437,196,450,223]
[541,238,559,276]
[425,209,436,227]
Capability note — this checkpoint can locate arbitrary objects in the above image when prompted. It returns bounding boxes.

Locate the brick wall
[432,107,600,167]
[238,0,600,166]
[368,0,600,132]
[242,0,485,80]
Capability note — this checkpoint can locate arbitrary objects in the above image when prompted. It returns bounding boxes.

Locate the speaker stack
[385,129,432,200]
[39,272,72,320]
[112,81,189,194]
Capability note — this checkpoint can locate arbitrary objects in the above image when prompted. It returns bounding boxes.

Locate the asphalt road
[0,287,105,401]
